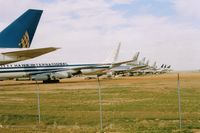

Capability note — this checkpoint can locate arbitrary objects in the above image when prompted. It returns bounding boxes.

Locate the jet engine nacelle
[31,74,50,81]
[31,71,72,81]
[53,71,72,79]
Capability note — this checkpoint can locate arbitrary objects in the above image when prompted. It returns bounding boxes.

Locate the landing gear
[43,80,60,83]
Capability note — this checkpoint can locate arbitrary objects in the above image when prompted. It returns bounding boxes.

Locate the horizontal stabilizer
[2,47,58,58]
[0,47,58,65]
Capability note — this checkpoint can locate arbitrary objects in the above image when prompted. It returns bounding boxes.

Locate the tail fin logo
[19,31,30,48]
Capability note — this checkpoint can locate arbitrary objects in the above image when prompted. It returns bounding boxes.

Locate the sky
[0,0,200,70]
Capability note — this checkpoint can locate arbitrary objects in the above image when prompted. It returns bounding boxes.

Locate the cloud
[173,0,200,20]
[109,0,135,4]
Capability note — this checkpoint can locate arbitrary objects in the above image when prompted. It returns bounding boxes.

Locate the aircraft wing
[127,65,148,72]
[28,65,102,76]
[110,59,134,68]
[0,47,58,65]
[94,59,135,69]
[28,68,67,76]
[111,65,147,73]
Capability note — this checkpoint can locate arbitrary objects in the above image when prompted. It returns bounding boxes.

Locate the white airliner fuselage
[0,63,110,81]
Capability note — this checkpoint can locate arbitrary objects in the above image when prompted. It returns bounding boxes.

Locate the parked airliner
[0,59,133,83]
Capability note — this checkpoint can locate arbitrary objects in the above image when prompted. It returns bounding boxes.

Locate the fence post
[177,73,182,130]
[97,76,103,131]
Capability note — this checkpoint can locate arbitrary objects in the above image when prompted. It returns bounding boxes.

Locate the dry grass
[0,72,200,132]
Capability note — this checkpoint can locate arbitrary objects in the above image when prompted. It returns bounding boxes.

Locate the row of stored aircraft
[0,9,171,83]
[106,45,172,77]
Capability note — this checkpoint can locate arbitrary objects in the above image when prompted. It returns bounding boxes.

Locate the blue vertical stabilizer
[0,9,43,48]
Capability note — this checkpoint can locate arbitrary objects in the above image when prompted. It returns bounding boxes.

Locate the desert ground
[0,72,200,133]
